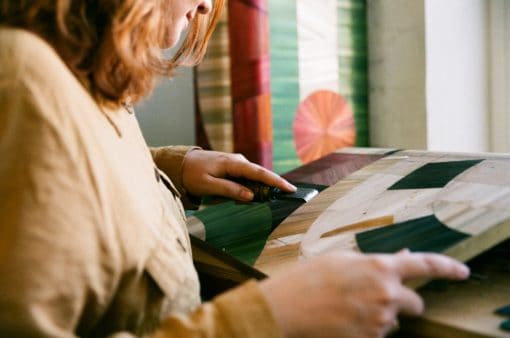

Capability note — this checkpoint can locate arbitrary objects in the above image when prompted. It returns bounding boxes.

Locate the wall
[136,67,196,147]
[368,0,428,149]
[368,0,490,152]
[425,0,489,152]
[489,0,510,152]
[138,2,492,153]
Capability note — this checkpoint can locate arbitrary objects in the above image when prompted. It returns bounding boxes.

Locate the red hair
[0,0,224,108]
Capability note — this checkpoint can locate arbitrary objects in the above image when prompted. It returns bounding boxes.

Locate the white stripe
[186,216,207,241]
[296,0,340,100]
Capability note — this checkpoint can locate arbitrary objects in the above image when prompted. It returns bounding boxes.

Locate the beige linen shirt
[0,28,282,338]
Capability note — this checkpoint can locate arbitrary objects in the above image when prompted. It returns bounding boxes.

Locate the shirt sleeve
[105,281,283,338]
[150,146,202,208]
[151,281,283,338]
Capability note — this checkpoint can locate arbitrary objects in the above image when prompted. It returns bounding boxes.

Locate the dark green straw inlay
[389,160,483,190]
[356,214,470,253]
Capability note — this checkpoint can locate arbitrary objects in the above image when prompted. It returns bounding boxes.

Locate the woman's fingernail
[288,183,297,191]
[458,264,470,278]
[241,189,254,201]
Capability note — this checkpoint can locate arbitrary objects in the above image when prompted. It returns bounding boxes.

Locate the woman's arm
[151,147,296,202]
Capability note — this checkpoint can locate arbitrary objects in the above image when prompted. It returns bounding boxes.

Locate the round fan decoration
[293,90,356,164]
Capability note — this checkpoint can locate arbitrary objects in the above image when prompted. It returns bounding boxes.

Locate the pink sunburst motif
[293,90,356,164]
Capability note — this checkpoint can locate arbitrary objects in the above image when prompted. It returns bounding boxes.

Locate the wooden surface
[255,149,395,274]
[398,239,510,338]
[255,148,510,338]
[193,148,386,299]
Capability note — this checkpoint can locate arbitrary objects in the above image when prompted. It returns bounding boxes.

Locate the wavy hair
[0,0,224,108]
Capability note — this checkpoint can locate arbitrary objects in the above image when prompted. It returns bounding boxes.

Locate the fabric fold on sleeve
[150,146,202,209]
[152,280,284,338]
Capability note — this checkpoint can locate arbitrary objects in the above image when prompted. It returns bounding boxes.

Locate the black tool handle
[230,178,280,202]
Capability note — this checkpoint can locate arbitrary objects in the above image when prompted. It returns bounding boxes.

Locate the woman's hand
[259,250,469,338]
[181,149,296,201]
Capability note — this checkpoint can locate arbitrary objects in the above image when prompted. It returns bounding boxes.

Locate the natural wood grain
[255,155,401,274]
[320,215,394,238]
[255,150,510,338]
[400,240,510,338]
[282,152,385,185]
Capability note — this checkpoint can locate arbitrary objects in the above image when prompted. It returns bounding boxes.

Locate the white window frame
[489,0,510,152]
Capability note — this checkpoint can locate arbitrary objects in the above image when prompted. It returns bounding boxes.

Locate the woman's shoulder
[1,28,65,79]
[0,27,104,127]
[0,27,90,104]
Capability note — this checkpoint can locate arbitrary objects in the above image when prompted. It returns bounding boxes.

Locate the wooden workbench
[194,148,510,337]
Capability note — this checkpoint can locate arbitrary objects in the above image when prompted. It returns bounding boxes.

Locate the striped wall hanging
[196,0,369,172]
[271,0,369,173]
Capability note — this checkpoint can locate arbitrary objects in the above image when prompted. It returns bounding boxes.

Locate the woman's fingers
[394,285,424,316]
[225,160,296,193]
[258,251,468,338]
[394,252,470,282]
[202,176,255,201]
[181,150,296,197]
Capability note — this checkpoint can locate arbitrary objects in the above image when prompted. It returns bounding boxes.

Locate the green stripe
[269,0,301,173]
[338,0,369,147]
[267,0,369,170]
[192,201,273,265]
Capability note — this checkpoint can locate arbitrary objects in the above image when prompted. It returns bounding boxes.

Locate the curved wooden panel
[255,151,510,278]
[254,154,397,275]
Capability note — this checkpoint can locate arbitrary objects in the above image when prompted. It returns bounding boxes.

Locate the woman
[0,1,469,337]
